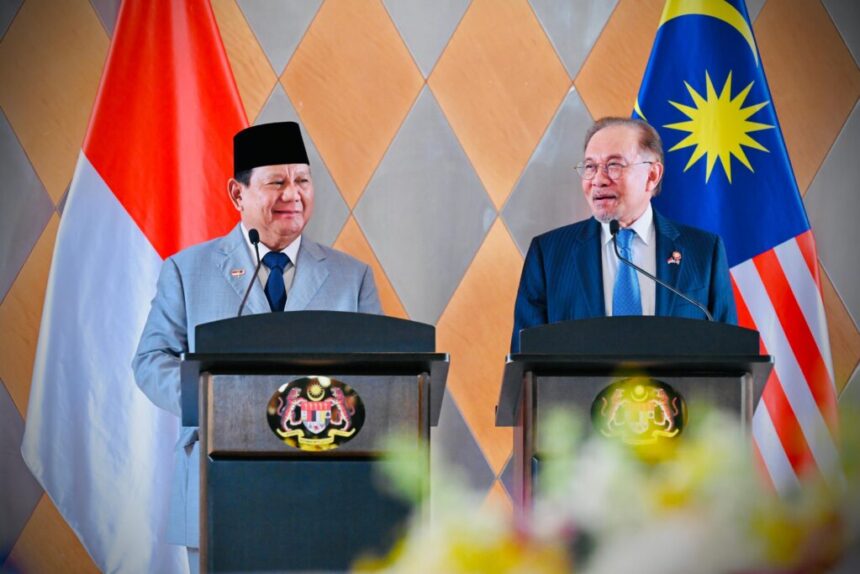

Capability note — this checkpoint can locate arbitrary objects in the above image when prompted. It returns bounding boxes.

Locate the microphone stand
[609,219,713,321]
[237,229,263,317]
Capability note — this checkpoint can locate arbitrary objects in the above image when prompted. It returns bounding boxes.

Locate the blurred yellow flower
[357,405,859,574]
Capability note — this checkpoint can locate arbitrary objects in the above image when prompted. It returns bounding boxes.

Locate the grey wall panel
[383,0,470,77]
[805,101,860,328]
[238,0,322,75]
[824,0,860,66]
[355,87,495,324]
[502,88,593,255]
[747,0,766,22]
[0,110,55,303]
[0,380,43,562]
[0,0,22,40]
[529,0,616,78]
[430,392,494,495]
[90,0,119,37]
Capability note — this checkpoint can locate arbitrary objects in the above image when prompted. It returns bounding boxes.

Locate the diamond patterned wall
[1,0,858,569]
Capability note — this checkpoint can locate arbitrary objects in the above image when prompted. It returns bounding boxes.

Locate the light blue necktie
[262,252,290,311]
[612,228,642,316]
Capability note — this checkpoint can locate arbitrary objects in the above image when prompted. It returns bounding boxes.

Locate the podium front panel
[205,373,423,456]
[534,372,755,447]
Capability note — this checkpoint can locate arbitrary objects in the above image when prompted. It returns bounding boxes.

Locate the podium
[497,317,772,512]
[181,311,449,572]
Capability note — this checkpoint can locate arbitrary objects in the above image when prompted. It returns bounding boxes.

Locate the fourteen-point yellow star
[664,71,773,183]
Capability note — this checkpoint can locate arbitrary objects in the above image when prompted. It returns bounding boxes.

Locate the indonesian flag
[21,1,246,571]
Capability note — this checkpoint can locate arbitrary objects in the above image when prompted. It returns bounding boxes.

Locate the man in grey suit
[133,121,380,569]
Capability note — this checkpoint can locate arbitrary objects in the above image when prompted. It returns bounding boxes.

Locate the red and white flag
[21,1,246,570]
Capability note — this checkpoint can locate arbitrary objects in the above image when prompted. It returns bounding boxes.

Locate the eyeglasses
[575,161,654,181]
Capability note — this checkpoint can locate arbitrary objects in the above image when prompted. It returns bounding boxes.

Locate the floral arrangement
[355,406,859,574]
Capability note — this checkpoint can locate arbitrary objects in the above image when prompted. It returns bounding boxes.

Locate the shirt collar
[600,203,654,246]
[240,223,302,265]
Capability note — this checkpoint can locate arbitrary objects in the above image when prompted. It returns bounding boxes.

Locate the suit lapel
[285,239,329,311]
[573,218,604,317]
[654,210,682,316]
[218,224,269,315]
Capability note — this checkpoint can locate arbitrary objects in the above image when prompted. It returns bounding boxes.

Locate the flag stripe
[733,274,816,478]
[751,441,774,494]
[730,275,756,332]
[732,257,840,481]
[760,372,817,478]
[751,438,778,495]
[794,229,820,281]
[84,0,245,259]
[22,153,187,572]
[752,405,801,495]
[774,237,835,384]
[753,249,838,434]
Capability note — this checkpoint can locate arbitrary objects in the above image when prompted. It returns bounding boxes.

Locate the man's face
[581,124,663,227]
[228,164,314,251]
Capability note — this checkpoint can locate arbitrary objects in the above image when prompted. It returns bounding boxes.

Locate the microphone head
[609,220,620,236]
[248,228,260,245]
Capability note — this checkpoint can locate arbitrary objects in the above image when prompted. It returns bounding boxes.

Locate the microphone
[237,228,263,317]
[609,219,713,321]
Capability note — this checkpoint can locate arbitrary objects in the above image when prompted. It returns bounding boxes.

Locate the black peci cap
[233,121,309,174]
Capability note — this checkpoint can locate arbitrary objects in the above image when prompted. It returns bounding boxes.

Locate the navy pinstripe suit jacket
[511,209,737,352]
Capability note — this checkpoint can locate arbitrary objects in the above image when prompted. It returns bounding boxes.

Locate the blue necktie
[262,252,290,311]
[612,228,642,316]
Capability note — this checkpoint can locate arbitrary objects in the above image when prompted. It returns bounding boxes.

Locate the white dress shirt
[240,223,301,293]
[599,204,656,316]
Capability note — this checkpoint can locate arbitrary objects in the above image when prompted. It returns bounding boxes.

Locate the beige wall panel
[211,0,277,123]
[429,0,570,210]
[0,215,58,417]
[481,480,514,517]
[333,216,409,319]
[574,0,662,119]
[820,265,860,395]
[0,0,108,202]
[436,220,523,473]
[5,494,98,573]
[755,0,860,194]
[282,0,423,208]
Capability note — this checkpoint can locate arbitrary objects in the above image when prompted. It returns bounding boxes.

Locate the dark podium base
[186,312,449,572]
[207,459,411,572]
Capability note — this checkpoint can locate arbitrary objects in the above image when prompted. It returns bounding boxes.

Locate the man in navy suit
[133,122,379,570]
[511,117,736,352]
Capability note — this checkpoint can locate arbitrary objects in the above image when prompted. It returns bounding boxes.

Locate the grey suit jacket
[132,224,380,546]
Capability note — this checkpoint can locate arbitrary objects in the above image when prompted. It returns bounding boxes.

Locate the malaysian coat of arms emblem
[591,377,687,450]
[266,376,365,451]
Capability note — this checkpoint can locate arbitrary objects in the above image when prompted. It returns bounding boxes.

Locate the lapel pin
[230,268,246,277]
[667,251,682,265]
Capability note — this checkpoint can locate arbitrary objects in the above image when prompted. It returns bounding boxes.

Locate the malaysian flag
[634,0,838,492]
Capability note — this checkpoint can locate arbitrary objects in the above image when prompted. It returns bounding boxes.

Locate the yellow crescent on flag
[659,0,759,65]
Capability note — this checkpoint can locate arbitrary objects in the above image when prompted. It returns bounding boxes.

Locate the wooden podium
[497,317,772,512]
[181,311,448,572]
